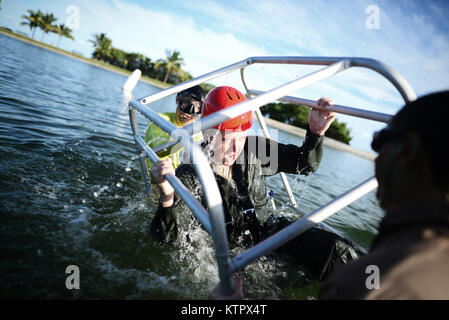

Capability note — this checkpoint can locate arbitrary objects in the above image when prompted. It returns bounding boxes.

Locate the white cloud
[73,0,268,78]
[11,0,446,151]
[3,15,16,20]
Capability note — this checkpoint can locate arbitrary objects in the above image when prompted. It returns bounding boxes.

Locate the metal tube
[129,55,417,294]
[133,134,213,235]
[129,108,153,198]
[138,151,152,197]
[349,58,417,104]
[182,60,351,136]
[129,100,180,137]
[253,101,297,208]
[129,100,234,295]
[290,205,367,255]
[240,67,250,93]
[138,56,416,107]
[185,139,234,295]
[230,176,378,272]
[247,56,416,103]
[152,140,178,154]
[249,89,393,123]
[123,71,153,197]
[138,59,251,105]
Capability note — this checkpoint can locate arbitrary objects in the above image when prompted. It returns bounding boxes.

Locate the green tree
[125,52,145,71]
[85,34,213,90]
[169,68,193,84]
[154,49,184,84]
[89,33,112,61]
[109,47,126,67]
[325,120,352,144]
[53,24,74,47]
[20,9,42,39]
[38,12,58,42]
[200,83,216,94]
[140,57,154,77]
[260,102,352,144]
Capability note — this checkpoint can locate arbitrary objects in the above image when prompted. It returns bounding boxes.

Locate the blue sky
[1,0,449,151]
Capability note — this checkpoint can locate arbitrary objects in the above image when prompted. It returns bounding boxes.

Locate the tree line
[260,102,352,144]
[89,32,200,86]
[20,9,74,47]
[88,32,353,143]
[18,8,351,143]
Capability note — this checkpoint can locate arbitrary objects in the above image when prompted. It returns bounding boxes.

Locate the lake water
[0,34,384,299]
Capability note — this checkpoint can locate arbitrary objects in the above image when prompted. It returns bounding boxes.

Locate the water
[0,34,384,299]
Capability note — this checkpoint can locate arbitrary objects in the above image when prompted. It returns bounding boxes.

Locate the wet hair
[177,85,206,103]
[374,91,449,191]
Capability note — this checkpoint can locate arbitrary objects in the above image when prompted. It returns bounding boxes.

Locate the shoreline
[0,29,169,89]
[263,117,377,161]
[2,29,376,161]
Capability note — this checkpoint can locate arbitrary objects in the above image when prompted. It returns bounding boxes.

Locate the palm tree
[154,49,184,83]
[89,33,112,61]
[171,69,192,84]
[20,9,42,39]
[109,47,126,67]
[53,24,74,47]
[38,12,58,42]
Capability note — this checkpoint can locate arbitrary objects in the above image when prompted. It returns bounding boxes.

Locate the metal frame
[125,56,416,296]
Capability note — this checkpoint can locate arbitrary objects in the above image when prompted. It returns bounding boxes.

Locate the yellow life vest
[144,112,203,170]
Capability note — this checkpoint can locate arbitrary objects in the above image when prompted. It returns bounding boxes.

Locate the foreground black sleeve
[246,126,324,176]
[150,165,203,243]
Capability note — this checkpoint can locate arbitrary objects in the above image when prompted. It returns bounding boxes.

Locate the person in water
[150,86,363,288]
[318,91,449,299]
[145,85,205,170]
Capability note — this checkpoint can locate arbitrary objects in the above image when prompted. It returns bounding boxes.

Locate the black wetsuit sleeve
[246,126,324,176]
[150,165,202,243]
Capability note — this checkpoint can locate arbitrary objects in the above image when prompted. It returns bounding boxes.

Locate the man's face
[175,96,201,125]
[204,129,247,166]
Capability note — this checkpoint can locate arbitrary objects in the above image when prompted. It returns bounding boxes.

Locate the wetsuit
[151,127,361,281]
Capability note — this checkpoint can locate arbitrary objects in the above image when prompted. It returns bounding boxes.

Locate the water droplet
[116,182,122,188]
[125,167,131,172]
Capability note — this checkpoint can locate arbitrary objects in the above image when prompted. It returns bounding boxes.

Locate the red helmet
[202,86,252,132]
